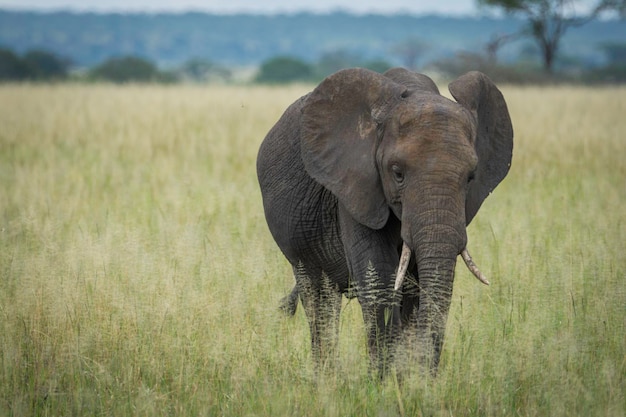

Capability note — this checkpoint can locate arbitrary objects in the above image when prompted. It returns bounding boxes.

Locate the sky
[0,0,485,16]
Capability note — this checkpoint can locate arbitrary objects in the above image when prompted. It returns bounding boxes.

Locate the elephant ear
[301,68,408,229]
[384,67,440,95]
[449,71,513,225]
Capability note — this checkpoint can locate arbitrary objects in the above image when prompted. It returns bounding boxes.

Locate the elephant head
[300,67,513,370]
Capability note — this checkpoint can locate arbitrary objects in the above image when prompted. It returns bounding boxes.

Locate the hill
[0,10,624,69]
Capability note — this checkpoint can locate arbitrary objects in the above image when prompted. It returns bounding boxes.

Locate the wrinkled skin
[256,68,513,375]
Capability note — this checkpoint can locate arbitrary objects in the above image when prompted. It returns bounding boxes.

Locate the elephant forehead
[395,98,475,143]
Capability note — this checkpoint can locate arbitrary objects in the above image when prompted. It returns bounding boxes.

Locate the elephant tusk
[461,248,490,285]
[394,242,412,291]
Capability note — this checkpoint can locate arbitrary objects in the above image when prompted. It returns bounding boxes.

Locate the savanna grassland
[0,81,624,416]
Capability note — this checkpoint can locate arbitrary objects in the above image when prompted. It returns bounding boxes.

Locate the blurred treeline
[0,10,625,84]
[253,44,626,84]
[2,44,625,85]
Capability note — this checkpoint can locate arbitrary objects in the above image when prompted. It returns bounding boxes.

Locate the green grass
[0,82,624,416]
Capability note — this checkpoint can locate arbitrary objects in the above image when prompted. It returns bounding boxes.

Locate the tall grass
[0,82,624,416]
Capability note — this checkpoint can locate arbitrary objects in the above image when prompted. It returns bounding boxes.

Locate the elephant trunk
[392,176,491,372]
[413,254,457,372]
[394,241,489,372]
[395,200,489,373]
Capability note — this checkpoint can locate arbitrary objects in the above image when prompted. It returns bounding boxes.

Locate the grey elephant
[256,67,513,375]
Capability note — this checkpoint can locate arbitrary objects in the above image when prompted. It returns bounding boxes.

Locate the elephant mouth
[393,243,490,291]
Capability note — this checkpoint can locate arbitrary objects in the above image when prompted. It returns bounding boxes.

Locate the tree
[315,50,363,78]
[255,56,313,84]
[179,58,231,83]
[478,0,626,73]
[0,48,28,81]
[485,32,521,64]
[89,56,162,83]
[0,48,69,81]
[22,49,69,80]
[315,51,392,78]
[391,38,429,70]
[601,42,626,64]
[585,42,626,82]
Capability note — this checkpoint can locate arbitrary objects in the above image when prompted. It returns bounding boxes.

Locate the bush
[22,49,69,80]
[313,51,393,80]
[255,56,313,84]
[0,48,68,81]
[0,48,28,81]
[89,56,165,83]
[430,52,559,84]
[583,64,626,84]
[178,58,232,83]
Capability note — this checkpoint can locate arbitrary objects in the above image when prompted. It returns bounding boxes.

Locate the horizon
[0,0,487,17]
[0,8,500,19]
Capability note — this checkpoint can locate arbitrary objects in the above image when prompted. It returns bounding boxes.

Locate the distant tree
[315,50,363,78]
[391,38,429,70]
[90,56,161,83]
[255,56,313,84]
[430,51,551,84]
[584,42,626,83]
[432,52,493,79]
[601,42,626,64]
[314,51,392,78]
[585,62,626,83]
[179,58,231,83]
[485,32,521,64]
[22,49,69,80]
[0,47,28,81]
[478,0,626,73]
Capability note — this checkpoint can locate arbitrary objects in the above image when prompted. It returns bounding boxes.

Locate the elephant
[256,67,513,376]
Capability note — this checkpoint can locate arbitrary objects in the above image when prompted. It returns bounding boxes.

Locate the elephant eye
[467,171,476,184]
[392,165,404,184]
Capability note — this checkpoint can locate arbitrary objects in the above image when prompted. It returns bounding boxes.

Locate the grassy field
[0,81,624,416]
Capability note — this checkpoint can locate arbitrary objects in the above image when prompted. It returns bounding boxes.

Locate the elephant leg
[293,262,342,372]
[355,263,401,377]
[339,206,402,376]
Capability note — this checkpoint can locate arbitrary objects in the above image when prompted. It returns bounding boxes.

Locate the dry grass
[0,82,624,416]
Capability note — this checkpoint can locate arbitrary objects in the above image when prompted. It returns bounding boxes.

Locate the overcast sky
[0,0,485,16]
